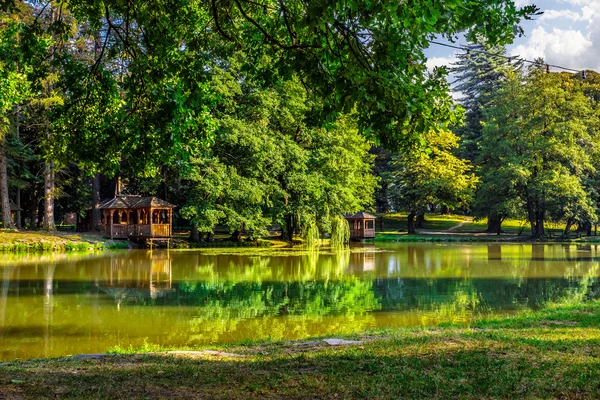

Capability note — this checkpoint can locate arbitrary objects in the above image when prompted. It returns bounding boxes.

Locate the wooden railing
[105,224,171,238]
[151,224,171,237]
[350,228,376,239]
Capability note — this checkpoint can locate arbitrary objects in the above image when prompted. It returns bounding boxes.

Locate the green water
[1,243,599,361]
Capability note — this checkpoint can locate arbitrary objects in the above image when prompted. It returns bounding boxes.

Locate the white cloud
[538,9,586,22]
[425,54,458,72]
[514,0,531,7]
[510,26,596,70]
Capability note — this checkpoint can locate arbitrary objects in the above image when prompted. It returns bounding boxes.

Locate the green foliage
[330,215,350,247]
[0,0,540,236]
[451,42,518,160]
[480,67,600,237]
[386,130,478,228]
[180,68,376,238]
[303,219,320,248]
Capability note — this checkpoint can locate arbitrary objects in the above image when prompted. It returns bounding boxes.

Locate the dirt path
[446,216,473,231]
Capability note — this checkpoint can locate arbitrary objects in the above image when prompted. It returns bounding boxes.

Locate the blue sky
[424,0,600,87]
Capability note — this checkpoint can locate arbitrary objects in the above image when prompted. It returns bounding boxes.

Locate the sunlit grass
[1,300,599,398]
[0,230,126,252]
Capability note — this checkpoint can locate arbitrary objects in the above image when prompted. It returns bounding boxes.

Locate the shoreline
[2,229,600,253]
[1,300,598,398]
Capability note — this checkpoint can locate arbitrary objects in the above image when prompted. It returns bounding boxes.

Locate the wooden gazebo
[345,212,376,239]
[99,195,175,239]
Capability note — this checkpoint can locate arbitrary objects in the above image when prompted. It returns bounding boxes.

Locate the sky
[424,0,600,90]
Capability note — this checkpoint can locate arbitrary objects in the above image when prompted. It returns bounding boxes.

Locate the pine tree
[451,43,520,233]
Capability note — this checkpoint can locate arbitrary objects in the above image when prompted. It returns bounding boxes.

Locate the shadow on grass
[2,327,600,399]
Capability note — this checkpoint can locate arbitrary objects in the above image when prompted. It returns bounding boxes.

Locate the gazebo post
[109,210,114,239]
[149,207,153,237]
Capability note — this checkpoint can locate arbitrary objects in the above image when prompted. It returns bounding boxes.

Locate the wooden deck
[350,228,375,239]
[105,224,171,239]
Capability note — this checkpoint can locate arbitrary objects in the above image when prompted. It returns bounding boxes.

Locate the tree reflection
[0,244,600,360]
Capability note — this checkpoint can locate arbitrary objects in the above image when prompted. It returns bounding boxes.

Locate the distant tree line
[378,42,600,238]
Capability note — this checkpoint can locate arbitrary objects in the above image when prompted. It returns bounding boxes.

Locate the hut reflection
[97,252,173,304]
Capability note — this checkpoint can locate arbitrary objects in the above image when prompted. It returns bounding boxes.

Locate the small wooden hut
[99,195,175,239]
[345,212,376,239]
[9,201,21,223]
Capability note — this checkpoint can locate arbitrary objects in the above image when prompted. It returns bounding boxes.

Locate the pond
[1,243,599,361]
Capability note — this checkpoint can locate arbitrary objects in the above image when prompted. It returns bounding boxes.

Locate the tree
[387,130,478,234]
[481,66,599,238]
[451,43,521,233]
[180,65,376,241]
[15,0,539,157]
[0,20,33,228]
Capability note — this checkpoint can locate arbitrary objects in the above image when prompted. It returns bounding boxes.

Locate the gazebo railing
[106,224,171,238]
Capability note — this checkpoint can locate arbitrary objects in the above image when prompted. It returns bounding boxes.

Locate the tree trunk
[531,210,545,239]
[415,213,425,229]
[30,192,38,230]
[407,213,416,234]
[285,215,294,242]
[37,199,44,228]
[189,225,200,242]
[91,173,101,230]
[15,105,21,228]
[564,218,573,237]
[486,214,502,234]
[0,137,15,229]
[43,161,55,231]
[440,205,449,214]
[15,189,21,229]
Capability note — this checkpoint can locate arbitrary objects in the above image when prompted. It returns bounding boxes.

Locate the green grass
[378,213,467,232]
[0,230,127,252]
[1,301,599,399]
[375,233,511,242]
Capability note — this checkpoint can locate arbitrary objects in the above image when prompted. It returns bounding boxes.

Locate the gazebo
[345,212,376,239]
[99,195,175,239]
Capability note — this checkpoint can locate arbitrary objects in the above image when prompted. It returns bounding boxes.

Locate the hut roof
[99,195,175,210]
[9,201,22,212]
[345,212,376,219]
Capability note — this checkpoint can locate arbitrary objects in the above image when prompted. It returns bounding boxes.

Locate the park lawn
[454,218,575,236]
[453,217,529,233]
[1,301,599,399]
[380,213,467,232]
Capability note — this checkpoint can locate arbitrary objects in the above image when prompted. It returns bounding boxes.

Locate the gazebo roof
[345,212,376,219]
[99,195,175,210]
[9,201,22,212]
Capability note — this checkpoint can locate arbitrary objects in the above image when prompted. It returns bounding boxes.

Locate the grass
[1,301,599,399]
[375,233,513,242]
[378,213,468,232]
[0,230,128,252]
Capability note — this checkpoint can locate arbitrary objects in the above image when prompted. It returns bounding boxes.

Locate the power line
[428,40,586,74]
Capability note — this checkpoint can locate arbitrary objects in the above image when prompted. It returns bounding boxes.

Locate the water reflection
[0,243,599,361]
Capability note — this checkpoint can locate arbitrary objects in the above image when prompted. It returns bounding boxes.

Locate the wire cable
[428,40,585,73]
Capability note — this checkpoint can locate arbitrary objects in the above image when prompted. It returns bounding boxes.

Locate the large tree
[451,43,520,233]
[181,69,376,242]
[481,66,600,238]
[387,130,478,234]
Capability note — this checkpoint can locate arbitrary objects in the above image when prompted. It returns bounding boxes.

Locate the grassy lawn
[379,213,467,232]
[1,301,599,399]
[0,230,127,252]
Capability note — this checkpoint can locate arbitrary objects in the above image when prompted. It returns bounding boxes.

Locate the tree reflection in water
[0,243,599,360]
